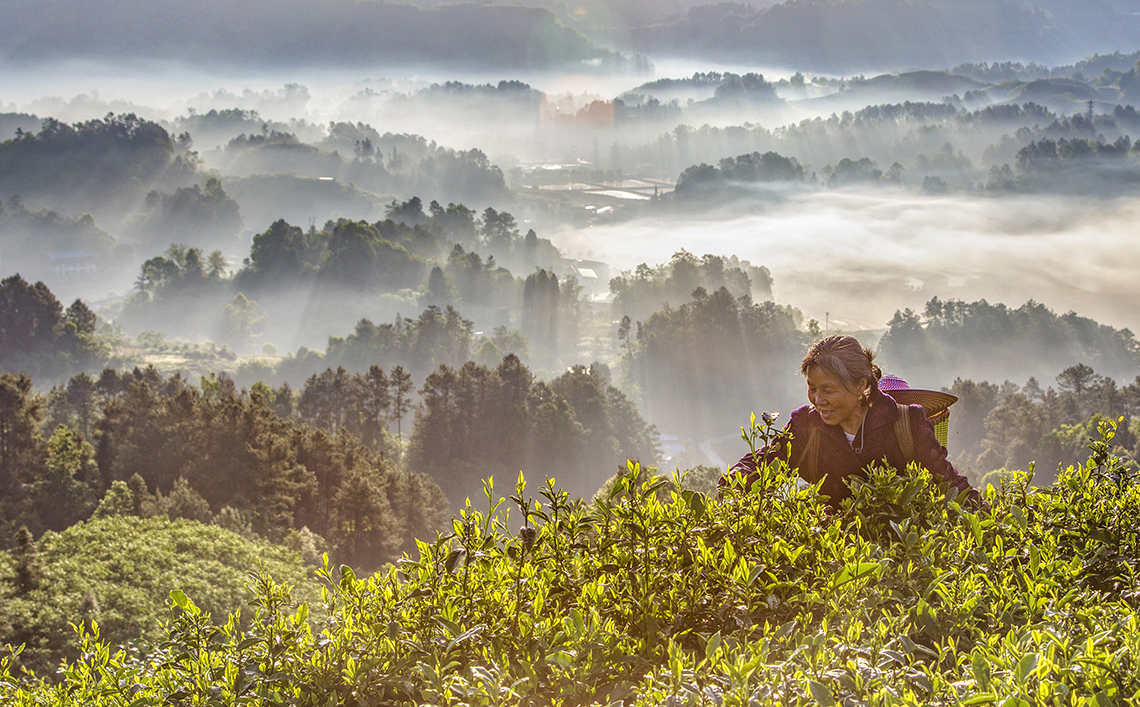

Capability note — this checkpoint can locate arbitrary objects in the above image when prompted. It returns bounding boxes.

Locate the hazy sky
[552,189,1140,334]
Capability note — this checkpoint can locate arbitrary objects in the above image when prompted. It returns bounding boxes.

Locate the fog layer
[554,190,1140,336]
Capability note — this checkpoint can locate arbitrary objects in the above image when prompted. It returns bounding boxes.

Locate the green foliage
[1016,136,1134,175]
[710,72,780,103]
[0,114,183,209]
[409,357,657,509]
[520,268,581,363]
[676,464,724,497]
[609,249,772,321]
[0,374,45,512]
[940,362,1140,482]
[35,426,97,532]
[221,126,510,212]
[625,79,1140,197]
[629,285,806,437]
[91,481,133,519]
[5,425,1140,704]
[4,367,447,573]
[0,196,115,270]
[322,219,426,290]
[0,277,104,381]
[121,244,233,333]
[0,515,319,676]
[242,219,325,284]
[675,150,804,199]
[128,177,242,247]
[272,305,482,385]
[827,156,884,186]
[228,206,542,341]
[9,527,42,596]
[222,292,268,350]
[880,297,1140,387]
[118,199,556,369]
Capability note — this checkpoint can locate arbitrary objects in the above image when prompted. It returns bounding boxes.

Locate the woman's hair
[800,335,882,402]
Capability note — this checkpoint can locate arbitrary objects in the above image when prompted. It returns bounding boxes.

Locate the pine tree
[12,526,43,594]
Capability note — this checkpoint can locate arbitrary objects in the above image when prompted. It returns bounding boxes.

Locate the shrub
[0,515,318,676]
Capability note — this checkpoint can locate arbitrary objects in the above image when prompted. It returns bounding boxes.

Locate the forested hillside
[0,114,197,228]
[0,367,448,569]
[645,102,1140,196]
[624,286,807,437]
[410,359,656,506]
[880,297,1140,385]
[6,270,1139,508]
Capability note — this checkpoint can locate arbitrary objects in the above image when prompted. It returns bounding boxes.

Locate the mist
[554,189,1140,345]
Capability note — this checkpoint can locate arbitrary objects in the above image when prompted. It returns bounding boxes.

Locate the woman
[724,335,982,508]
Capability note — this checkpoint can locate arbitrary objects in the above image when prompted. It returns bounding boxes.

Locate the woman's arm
[719,417,798,490]
[908,405,985,509]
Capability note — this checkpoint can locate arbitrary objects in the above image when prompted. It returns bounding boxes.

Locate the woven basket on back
[879,375,956,449]
[928,407,951,448]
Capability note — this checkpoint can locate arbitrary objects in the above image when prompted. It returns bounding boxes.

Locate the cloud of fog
[552,190,1140,334]
[0,62,652,121]
[0,63,664,166]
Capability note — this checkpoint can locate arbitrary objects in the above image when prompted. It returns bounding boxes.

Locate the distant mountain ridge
[623,0,1064,71]
[3,0,1135,74]
[0,0,633,71]
[436,0,1140,73]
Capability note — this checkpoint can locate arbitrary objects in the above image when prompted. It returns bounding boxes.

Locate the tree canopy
[0,275,102,381]
[409,356,657,508]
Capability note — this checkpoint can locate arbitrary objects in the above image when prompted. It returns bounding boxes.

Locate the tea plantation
[1,418,1137,705]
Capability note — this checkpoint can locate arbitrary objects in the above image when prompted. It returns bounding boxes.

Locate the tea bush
[0,516,321,677]
[2,417,1138,705]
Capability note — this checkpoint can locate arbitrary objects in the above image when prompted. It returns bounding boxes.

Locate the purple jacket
[727,387,981,507]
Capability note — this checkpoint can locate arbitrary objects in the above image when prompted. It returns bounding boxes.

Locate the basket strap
[795,423,822,482]
[894,402,914,462]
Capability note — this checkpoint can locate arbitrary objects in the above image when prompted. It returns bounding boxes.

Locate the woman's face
[806,365,869,434]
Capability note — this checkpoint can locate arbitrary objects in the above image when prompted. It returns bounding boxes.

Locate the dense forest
[8,270,1137,515]
[0,275,102,380]
[0,343,659,669]
[116,202,568,362]
[0,344,664,554]
[880,297,1140,385]
[0,366,448,569]
[0,114,513,241]
[625,286,807,437]
[628,100,1140,196]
